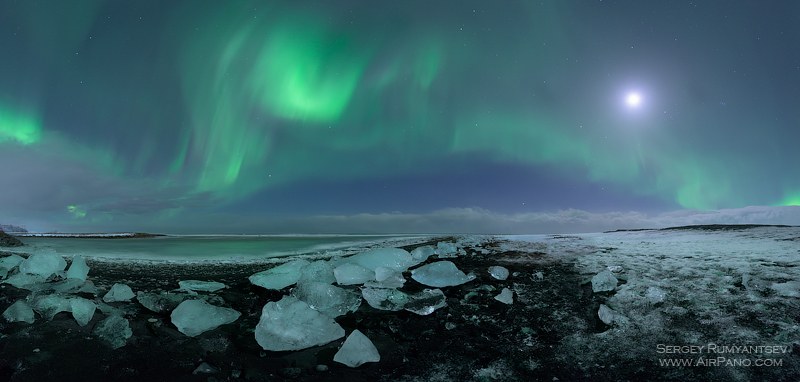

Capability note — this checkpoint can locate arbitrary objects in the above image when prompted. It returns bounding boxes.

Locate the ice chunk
[770,281,800,298]
[494,288,514,304]
[171,299,241,337]
[93,315,132,349]
[178,280,226,293]
[70,297,96,326]
[77,280,98,294]
[361,287,409,311]
[0,254,24,277]
[365,267,406,289]
[410,245,435,265]
[3,300,35,324]
[47,278,85,294]
[254,296,345,351]
[436,242,458,257]
[3,273,46,290]
[488,266,509,280]
[333,329,380,367]
[404,288,447,315]
[291,282,361,318]
[333,263,374,285]
[19,253,67,278]
[298,260,336,285]
[66,255,90,281]
[31,295,72,320]
[249,259,310,290]
[597,304,629,326]
[411,261,474,287]
[645,286,667,304]
[136,291,186,313]
[103,283,135,302]
[607,265,624,273]
[591,270,618,293]
[346,248,414,272]
[44,279,84,293]
[193,362,219,375]
[598,304,614,325]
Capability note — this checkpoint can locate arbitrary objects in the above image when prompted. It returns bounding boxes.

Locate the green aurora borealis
[1,1,799,232]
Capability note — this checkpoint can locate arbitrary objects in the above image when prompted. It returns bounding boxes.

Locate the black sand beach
[1,235,799,381]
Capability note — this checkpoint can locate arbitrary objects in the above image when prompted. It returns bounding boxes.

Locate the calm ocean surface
[9,235,427,262]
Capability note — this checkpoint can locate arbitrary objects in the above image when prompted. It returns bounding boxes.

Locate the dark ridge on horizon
[659,224,795,231]
[605,224,796,234]
[603,228,657,233]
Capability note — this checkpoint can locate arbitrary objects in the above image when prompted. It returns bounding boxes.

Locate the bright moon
[625,92,642,107]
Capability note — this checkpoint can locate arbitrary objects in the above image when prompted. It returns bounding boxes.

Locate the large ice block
[170,299,241,337]
[249,259,310,290]
[254,296,345,351]
[411,261,474,287]
[333,329,380,367]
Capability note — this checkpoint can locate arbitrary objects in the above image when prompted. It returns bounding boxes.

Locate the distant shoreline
[12,232,165,239]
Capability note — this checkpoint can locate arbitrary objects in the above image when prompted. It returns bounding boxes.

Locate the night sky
[2,0,799,233]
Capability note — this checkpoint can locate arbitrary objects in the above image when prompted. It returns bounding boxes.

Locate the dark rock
[0,231,23,247]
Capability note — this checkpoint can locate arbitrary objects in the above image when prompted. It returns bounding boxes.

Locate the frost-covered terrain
[500,226,800,381]
[1,226,798,381]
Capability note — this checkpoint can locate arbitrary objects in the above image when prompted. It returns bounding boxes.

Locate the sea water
[5,235,429,262]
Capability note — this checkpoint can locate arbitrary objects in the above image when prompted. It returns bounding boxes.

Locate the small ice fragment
[494,288,514,304]
[103,283,135,302]
[48,278,85,294]
[2,300,35,324]
[178,280,226,293]
[488,266,509,280]
[598,304,615,325]
[77,280,98,294]
[597,304,630,327]
[193,362,219,375]
[591,270,618,293]
[254,296,344,351]
[411,261,474,287]
[19,253,67,278]
[404,288,447,315]
[66,255,90,281]
[770,281,800,297]
[645,286,666,304]
[249,259,310,290]
[361,288,409,311]
[291,282,361,318]
[70,297,97,326]
[607,265,624,273]
[333,329,380,368]
[410,245,435,265]
[333,263,374,285]
[171,300,241,337]
[136,291,186,313]
[366,267,406,288]
[93,315,132,349]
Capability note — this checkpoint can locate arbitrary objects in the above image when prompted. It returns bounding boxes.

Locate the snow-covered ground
[503,227,800,381]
